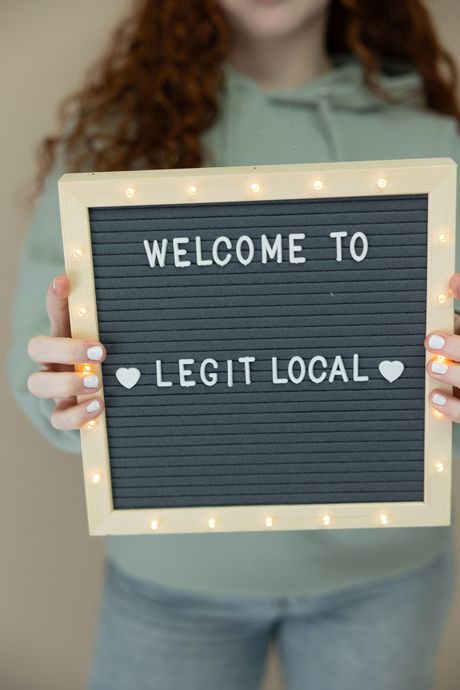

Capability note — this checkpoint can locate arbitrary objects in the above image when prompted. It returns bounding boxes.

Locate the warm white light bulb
[265,516,273,527]
[435,462,445,473]
[208,518,216,529]
[322,514,331,526]
[433,409,444,419]
[250,182,260,193]
[438,233,448,243]
[438,293,447,304]
[91,472,101,484]
[150,519,159,530]
[313,179,323,191]
[83,364,92,374]
[73,248,82,258]
[377,177,387,189]
[125,187,135,198]
[187,184,197,196]
[87,420,96,429]
[379,513,389,525]
[79,307,88,317]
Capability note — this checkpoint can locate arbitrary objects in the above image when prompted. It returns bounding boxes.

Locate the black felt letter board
[88,194,427,510]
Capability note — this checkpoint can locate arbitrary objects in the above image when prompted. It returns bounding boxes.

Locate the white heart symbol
[115,367,141,389]
[378,360,404,383]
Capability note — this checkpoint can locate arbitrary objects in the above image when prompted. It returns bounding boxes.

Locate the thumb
[46,274,71,337]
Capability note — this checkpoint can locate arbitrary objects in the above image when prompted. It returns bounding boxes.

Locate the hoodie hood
[215,55,426,163]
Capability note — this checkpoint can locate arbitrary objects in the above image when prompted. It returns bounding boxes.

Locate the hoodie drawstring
[316,86,340,162]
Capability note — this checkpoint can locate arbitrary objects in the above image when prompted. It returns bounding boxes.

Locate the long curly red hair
[31,0,460,204]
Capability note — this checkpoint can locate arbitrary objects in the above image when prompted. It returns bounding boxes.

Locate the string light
[150,519,159,530]
[78,307,88,317]
[250,182,260,193]
[321,514,331,526]
[313,179,323,191]
[87,420,96,429]
[83,364,92,374]
[438,233,448,243]
[435,462,445,473]
[438,293,447,304]
[91,472,101,484]
[208,518,217,529]
[187,184,197,196]
[73,248,82,258]
[377,177,387,189]
[379,513,389,525]
[265,516,273,527]
[125,187,135,198]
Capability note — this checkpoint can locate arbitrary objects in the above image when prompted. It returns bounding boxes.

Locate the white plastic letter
[155,359,173,387]
[350,232,368,262]
[178,358,196,387]
[329,231,348,262]
[308,356,327,384]
[238,356,256,384]
[143,239,168,268]
[195,236,212,266]
[236,236,255,266]
[353,353,369,381]
[173,237,191,267]
[329,356,349,382]
[200,358,218,386]
[289,233,306,264]
[287,356,306,384]
[272,357,288,384]
[212,236,232,266]
[260,234,283,263]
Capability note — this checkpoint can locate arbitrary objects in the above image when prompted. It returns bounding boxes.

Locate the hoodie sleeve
[5,160,81,454]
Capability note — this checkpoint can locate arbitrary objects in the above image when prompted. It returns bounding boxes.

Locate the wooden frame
[58,158,456,535]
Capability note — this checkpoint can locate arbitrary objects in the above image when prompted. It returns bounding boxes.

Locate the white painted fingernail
[86,400,101,413]
[428,335,445,350]
[431,361,448,374]
[87,345,103,361]
[433,392,447,406]
[83,375,99,388]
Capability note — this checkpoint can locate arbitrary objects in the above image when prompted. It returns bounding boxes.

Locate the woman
[7,1,460,688]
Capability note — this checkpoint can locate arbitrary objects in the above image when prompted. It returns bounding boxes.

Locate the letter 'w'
[143,239,168,267]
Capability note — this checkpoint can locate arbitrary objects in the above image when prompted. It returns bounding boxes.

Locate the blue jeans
[87,547,455,690]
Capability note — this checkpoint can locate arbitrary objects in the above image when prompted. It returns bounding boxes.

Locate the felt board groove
[88,193,429,510]
[110,466,423,476]
[111,457,423,468]
[105,417,424,429]
[101,393,425,405]
[93,278,422,296]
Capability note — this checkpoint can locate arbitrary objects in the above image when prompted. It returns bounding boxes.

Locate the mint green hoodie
[7,55,460,596]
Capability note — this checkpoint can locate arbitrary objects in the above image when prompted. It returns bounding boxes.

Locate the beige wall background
[1,1,459,688]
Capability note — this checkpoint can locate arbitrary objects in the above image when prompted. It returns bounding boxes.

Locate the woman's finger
[50,397,105,430]
[426,357,460,388]
[429,388,460,422]
[448,272,460,300]
[27,335,106,365]
[27,369,102,399]
[424,331,460,362]
[46,274,71,337]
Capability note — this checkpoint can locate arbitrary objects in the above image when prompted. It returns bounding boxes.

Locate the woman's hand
[26,274,106,430]
[425,272,460,421]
